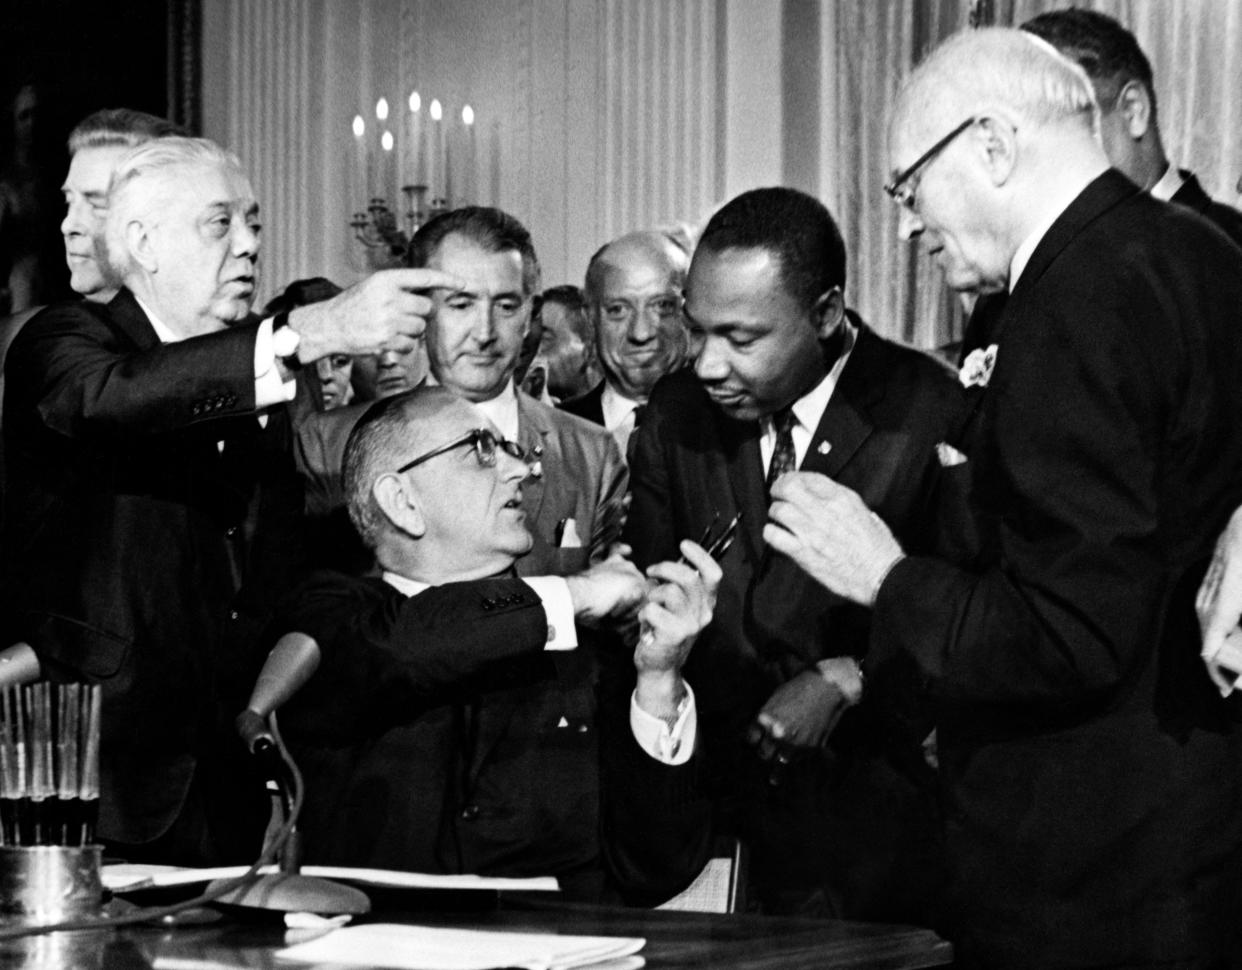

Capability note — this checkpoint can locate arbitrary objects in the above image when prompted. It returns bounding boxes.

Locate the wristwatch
[271,311,302,370]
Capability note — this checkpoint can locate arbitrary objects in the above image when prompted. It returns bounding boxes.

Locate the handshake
[565,541,721,678]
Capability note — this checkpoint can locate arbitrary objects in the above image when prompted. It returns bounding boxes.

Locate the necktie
[765,405,798,490]
[625,404,647,466]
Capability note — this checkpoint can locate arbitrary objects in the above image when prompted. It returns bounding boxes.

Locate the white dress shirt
[758,319,858,475]
[600,383,641,457]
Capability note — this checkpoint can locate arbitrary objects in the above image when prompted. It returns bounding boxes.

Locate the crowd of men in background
[2,9,1242,970]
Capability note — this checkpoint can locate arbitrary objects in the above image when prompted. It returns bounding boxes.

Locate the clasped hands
[566,541,720,666]
[747,471,898,769]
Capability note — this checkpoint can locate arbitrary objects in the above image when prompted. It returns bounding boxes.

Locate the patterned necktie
[765,405,798,490]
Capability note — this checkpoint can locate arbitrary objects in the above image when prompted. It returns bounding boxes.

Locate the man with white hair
[1,136,461,865]
[761,28,1242,968]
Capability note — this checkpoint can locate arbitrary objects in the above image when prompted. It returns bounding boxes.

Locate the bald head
[585,230,689,402]
[887,27,1111,294]
[892,27,1098,157]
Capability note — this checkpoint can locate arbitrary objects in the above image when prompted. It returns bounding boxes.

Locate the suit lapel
[1009,170,1140,307]
[108,289,163,352]
[720,414,766,563]
[515,391,552,530]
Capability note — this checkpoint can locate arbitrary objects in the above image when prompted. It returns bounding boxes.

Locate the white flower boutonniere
[959,344,998,389]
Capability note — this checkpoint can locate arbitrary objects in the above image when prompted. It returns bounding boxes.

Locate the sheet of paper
[103,863,559,894]
[274,923,645,970]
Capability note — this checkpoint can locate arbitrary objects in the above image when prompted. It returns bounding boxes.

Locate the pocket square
[936,442,968,467]
[557,517,583,548]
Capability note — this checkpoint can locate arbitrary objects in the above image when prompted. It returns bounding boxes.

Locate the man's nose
[61,200,86,238]
[898,206,923,242]
[497,444,531,481]
[232,220,260,258]
[629,307,657,343]
[694,337,728,382]
[471,302,497,343]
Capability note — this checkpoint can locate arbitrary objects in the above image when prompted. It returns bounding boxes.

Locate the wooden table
[0,894,953,969]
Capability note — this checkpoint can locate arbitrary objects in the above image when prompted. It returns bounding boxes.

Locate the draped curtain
[202,1,1242,345]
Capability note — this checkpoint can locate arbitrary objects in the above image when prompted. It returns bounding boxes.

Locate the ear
[126,219,159,274]
[812,286,845,341]
[1113,80,1152,139]
[372,473,426,539]
[975,116,1018,187]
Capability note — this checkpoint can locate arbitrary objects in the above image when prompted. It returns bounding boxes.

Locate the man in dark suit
[277,385,718,901]
[410,207,627,577]
[1,136,461,865]
[769,29,1242,968]
[561,230,689,459]
[536,284,597,403]
[625,187,960,922]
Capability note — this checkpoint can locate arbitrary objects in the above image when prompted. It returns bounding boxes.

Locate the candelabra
[349,185,451,266]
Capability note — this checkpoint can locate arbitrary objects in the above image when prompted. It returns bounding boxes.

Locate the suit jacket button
[192,404,202,416]
[229,610,240,621]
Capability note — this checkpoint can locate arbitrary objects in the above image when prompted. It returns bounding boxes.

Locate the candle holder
[401,184,429,237]
[349,197,408,269]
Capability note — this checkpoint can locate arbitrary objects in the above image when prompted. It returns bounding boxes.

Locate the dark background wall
[0,0,175,304]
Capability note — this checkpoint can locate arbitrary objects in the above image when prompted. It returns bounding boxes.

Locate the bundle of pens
[0,683,101,847]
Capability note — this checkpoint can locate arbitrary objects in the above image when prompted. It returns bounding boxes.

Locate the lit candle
[374,98,390,203]
[461,105,477,205]
[429,98,443,205]
[352,114,368,204]
[407,90,423,188]
[381,129,396,206]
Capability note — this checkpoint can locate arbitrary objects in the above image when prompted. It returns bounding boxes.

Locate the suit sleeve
[7,301,260,440]
[595,628,713,904]
[870,285,1184,708]
[275,574,554,742]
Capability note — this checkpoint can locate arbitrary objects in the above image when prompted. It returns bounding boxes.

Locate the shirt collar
[764,318,857,435]
[382,570,431,597]
[1149,164,1185,202]
[132,293,180,344]
[471,379,521,441]
[600,382,640,432]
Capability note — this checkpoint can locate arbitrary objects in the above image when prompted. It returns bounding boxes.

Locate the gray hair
[342,387,461,550]
[67,108,184,155]
[898,27,1098,138]
[104,136,247,281]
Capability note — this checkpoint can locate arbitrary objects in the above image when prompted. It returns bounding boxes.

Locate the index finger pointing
[384,268,468,293]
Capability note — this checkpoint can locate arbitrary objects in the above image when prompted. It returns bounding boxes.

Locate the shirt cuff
[630,683,697,765]
[254,316,298,410]
[520,577,578,651]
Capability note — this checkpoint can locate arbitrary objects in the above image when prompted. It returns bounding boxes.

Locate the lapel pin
[817,441,832,456]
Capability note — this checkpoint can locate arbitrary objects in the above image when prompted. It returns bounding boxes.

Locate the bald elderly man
[562,230,690,458]
[765,28,1242,969]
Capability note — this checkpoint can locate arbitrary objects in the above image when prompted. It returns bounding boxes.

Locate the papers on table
[275,923,645,970]
[103,863,560,894]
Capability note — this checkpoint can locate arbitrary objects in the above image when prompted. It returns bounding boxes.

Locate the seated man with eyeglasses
[271,385,719,901]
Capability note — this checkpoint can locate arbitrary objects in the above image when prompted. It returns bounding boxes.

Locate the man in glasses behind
[271,385,720,902]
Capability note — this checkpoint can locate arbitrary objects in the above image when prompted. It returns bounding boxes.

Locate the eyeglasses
[884,116,979,210]
[396,428,530,474]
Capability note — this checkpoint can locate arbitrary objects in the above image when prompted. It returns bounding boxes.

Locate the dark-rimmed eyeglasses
[396,428,530,474]
[884,116,979,210]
